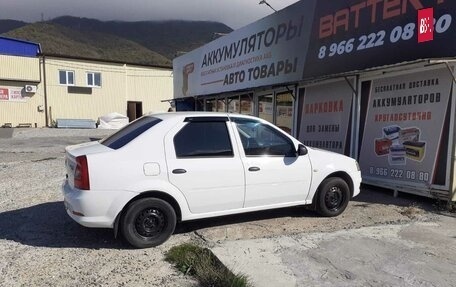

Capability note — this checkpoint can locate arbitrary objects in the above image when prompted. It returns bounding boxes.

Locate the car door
[231,117,312,208]
[164,116,245,214]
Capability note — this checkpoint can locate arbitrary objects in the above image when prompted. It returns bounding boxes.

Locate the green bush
[165,243,251,287]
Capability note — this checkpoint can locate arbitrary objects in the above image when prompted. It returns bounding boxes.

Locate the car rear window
[100,117,162,150]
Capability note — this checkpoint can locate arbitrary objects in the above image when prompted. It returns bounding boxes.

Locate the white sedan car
[63,112,361,248]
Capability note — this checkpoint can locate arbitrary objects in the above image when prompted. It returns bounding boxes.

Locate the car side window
[232,118,296,157]
[174,121,234,158]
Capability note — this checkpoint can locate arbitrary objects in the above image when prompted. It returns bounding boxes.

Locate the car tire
[315,177,350,217]
[121,198,176,248]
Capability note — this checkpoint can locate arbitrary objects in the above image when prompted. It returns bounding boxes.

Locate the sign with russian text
[0,88,8,101]
[9,88,26,102]
[298,80,353,155]
[173,0,456,98]
[173,0,317,98]
[358,68,452,188]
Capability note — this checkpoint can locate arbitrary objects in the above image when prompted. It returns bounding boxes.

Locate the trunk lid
[65,141,113,189]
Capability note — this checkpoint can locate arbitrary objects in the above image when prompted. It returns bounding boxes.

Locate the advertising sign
[0,88,8,101]
[303,0,456,79]
[358,68,452,189]
[9,88,26,102]
[298,80,353,155]
[173,0,317,98]
[173,0,456,98]
[418,8,434,43]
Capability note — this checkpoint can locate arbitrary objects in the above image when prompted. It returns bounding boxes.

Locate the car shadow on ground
[0,201,126,249]
[175,204,317,235]
[0,201,317,249]
[176,186,446,234]
[0,187,449,249]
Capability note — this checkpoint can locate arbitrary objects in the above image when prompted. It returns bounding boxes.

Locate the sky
[0,0,300,29]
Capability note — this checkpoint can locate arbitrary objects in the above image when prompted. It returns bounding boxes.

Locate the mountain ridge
[1,16,233,66]
[3,22,172,66]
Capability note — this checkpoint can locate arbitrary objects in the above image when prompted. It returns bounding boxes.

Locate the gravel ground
[0,128,452,286]
[0,128,197,287]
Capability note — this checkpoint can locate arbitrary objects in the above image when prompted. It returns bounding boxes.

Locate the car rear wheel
[121,198,176,248]
[315,177,350,217]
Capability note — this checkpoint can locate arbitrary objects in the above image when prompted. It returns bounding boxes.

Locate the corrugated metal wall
[0,55,44,127]
[0,81,46,127]
[45,58,127,124]
[125,66,173,113]
[0,55,40,82]
[0,55,174,127]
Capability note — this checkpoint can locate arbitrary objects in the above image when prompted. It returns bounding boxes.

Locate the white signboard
[298,80,353,155]
[359,68,452,189]
[173,0,317,98]
[0,87,27,102]
[9,88,26,102]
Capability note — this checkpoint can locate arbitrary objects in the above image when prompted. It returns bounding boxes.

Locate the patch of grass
[165,243,251,287]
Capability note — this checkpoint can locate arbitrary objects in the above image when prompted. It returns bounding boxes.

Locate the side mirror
[297,144,308,156]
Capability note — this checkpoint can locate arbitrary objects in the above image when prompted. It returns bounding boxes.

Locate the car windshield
[100,116,162,149]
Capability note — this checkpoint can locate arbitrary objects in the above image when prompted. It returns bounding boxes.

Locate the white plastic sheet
[98,113,129,129]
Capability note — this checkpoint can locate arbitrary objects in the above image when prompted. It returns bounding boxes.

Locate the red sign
[418,8,434,43]
[0,88,9,100]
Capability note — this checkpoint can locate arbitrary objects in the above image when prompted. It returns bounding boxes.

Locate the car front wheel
[121,198,176,248]
[316,177,350,217]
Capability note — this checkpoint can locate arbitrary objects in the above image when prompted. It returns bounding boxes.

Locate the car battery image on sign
[404,141,426,161]
[399,128,420,143]
[383,126,401,144]
[375,138,392,156]
[389,145,406,166]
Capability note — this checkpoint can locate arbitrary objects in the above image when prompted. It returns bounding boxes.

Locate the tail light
[74,155,90,190]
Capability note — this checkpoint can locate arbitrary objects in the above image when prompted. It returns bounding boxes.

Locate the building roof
[0,36,172,69]
[0,36,41,57]
[42,53,173,70]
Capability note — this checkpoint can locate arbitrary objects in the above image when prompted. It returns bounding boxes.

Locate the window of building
[275,92,294,134]
[240,93,254,115]
[258,94,273,123]
[228,96,240,113]
[205,99,217,112]
[216,98,227,112]
[87,72,102,87]
[174,121,233,158]
[59,70,74,85]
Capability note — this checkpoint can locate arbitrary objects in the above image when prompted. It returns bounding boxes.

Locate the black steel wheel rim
[134,208,166,238]
[325,186,344,211]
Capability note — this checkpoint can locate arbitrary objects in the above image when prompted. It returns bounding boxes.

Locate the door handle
[172,169,187,174]
[248,167,260,172]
